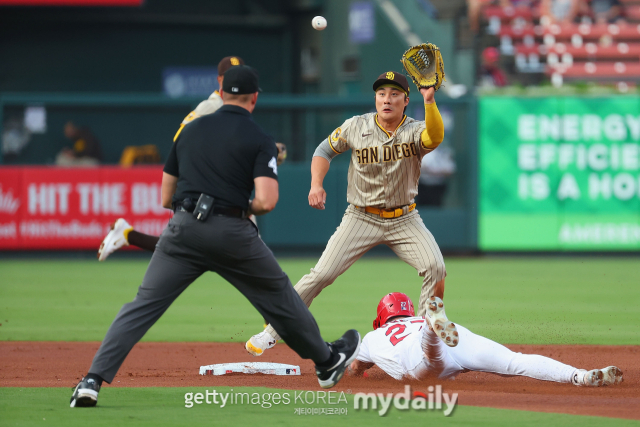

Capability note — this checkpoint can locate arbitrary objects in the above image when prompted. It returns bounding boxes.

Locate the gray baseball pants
[88,211,331,383]
[264,205,446,341]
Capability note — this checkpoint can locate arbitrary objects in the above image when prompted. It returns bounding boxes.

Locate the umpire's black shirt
[164,105,278,210]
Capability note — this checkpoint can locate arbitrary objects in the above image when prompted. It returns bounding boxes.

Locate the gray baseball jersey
[316,103,443,208]
[261,103,448,342]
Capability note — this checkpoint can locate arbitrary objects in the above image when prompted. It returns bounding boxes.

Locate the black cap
[218,56,244,75]
[222,65,262,95]
[372,71,410,95]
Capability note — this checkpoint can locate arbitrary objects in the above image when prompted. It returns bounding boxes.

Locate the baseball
[312,16,327,31]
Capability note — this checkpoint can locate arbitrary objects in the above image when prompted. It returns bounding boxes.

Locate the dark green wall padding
[257,163,477,251]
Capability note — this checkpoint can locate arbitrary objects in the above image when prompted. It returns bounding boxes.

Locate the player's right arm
[309,157,330,210]
[309,118,353,210]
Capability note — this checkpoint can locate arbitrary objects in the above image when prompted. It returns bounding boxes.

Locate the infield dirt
[2,342,638,420]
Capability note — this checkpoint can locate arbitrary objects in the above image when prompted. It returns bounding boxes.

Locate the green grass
[0,257,639,344]
[1,387,638,427]
[1,257,639,425]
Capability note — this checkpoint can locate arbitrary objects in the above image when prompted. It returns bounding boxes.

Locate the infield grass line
[0,257,638,344]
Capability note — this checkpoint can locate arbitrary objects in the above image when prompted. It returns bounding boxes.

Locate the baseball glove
[276,142,287,166]
[400,43,446,91]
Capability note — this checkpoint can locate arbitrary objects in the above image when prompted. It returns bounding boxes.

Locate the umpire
[70,66,360,407]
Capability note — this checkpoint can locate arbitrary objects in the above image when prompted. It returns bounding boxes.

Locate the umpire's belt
[173,201,246,218]
[354,203,416,219]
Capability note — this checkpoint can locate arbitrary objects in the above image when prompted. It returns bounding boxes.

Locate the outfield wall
[2,96,639,252]
[0,166,170,249]
[0,93,478,252]
[0,164,476,251]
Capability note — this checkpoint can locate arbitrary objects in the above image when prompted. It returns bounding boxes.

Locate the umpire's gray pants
[89,211,331,383]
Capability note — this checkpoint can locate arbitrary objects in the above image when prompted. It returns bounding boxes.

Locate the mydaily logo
[354,385,458,416]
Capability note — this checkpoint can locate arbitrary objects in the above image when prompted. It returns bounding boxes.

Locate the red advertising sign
[0,166,171,250]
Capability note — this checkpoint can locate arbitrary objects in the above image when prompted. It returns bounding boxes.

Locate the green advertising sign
[479,97,640,250]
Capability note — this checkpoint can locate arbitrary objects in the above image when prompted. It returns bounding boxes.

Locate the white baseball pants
[410,324,578,383]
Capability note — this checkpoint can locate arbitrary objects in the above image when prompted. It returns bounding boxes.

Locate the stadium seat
[515,42,640,59]
[483,5,539,21]
[500,23,640,41]
[546,61,640,79]
[626,5,640,21]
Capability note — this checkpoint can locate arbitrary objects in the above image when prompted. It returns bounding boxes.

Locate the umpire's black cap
[373,71,410,95]
[222,66,262,94]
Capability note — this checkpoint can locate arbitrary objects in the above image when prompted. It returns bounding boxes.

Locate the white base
[199,362,301,376]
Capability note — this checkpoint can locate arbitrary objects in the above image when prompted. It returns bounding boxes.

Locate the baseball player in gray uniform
[246,71,447,356]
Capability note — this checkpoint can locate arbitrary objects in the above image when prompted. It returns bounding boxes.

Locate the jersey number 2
[385,324,409,346]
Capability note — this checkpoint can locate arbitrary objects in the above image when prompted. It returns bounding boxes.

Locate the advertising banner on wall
[0,166,171,250]
[479,97,640,250]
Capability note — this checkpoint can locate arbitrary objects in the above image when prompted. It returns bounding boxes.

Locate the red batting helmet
[373,292,415,330]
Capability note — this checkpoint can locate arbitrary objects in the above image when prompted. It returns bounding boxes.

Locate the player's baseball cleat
[316,329,361,389]
[70,377,100,407]
[98,218,133,261]
[425,296,458,347]
[572,366,623,386]
[601,366,624,385]
[246,330,277,356]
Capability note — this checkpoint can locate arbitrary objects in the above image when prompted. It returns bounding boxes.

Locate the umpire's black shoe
[70,377,100,407]
[315,329,361,389]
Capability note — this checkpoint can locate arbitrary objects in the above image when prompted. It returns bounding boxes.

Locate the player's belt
[354,203,416,219]
[173,200,246,218]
